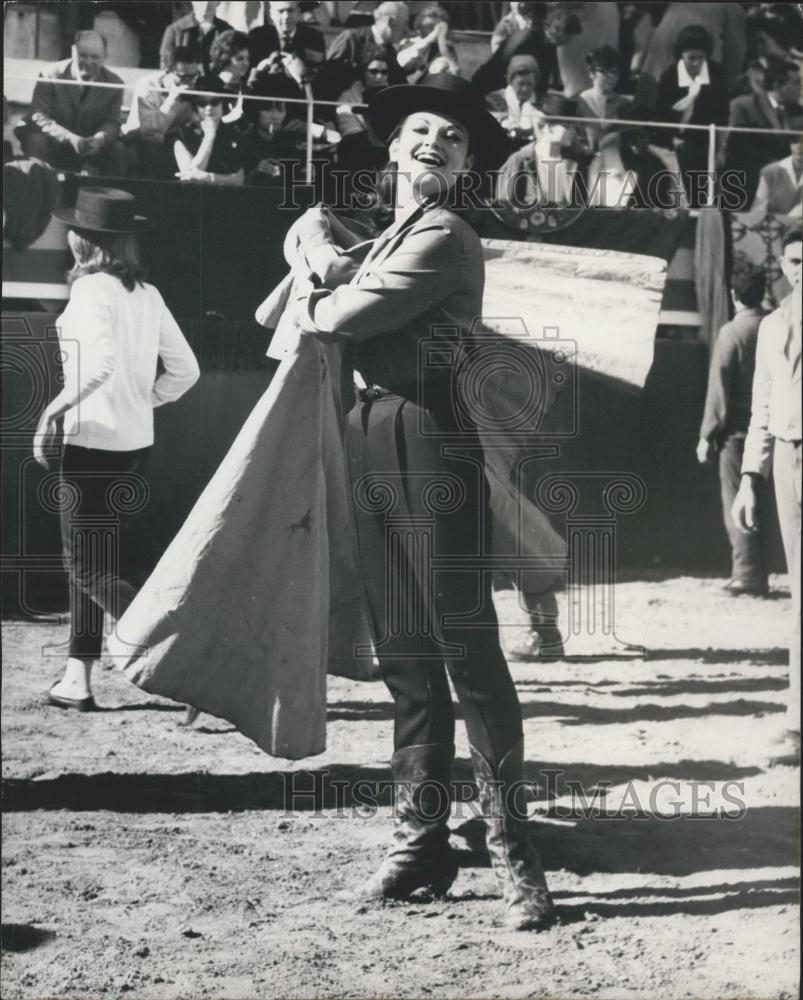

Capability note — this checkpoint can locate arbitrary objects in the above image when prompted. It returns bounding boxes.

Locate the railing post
[706,122,717,208]
[304,81,314,185]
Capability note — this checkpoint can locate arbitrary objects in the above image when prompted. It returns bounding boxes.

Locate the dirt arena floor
[2,573,800,1000]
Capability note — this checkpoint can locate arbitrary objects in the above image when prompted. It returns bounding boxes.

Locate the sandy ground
[1,573,800,1000]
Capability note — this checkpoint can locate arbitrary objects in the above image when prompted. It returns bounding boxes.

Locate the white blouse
[57,272,200,451]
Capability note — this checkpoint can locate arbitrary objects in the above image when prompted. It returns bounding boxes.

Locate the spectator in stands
[733,227,802,765]
[491,2,539,54]
[248,0,326,82]
[33,186,200,713]
[336,56,389,136]
[171,77,245,185]
[208,29,251,96]
[487,55,543,144]
[697,255,770,597]
[655,24,729,208]
[727,60,803,208]
[574,46,632,151]
[616,3,655,95]
[19,30,125,177]
[397,5,460,82]
[323,1,410,95]
[544,2,618,99]
[335,56,390,174]
[242,75,305,185]
[124,45,202,180]
[746,4,802,70]
[637,3,747,106]
[160,1,233,74]
[752,133,803,217]
[474,15,559,99]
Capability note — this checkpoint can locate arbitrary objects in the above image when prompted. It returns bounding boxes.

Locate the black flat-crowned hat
[367,73,509,170]
[53,186,154,233]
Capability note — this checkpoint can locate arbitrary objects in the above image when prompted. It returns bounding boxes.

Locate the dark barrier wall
[1,313,784,618]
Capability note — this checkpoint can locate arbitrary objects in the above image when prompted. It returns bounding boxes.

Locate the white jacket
[58,272,200,450]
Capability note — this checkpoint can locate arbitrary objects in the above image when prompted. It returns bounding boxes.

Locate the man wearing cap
[487,54,544,140]
[20,30,126,176]
[322,0,409,96]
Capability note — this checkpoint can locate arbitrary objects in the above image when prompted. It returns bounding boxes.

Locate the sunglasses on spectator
[197,96,223,106]
[366,65,389,76]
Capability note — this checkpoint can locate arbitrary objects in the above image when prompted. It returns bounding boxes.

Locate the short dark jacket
[296,204,485,391]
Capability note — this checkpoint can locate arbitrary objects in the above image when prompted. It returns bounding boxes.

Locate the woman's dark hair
[208,29,249,74]
[730,253,765,308]
[586,45,620,74]
[674,24,714,59]
[67,230,147,292]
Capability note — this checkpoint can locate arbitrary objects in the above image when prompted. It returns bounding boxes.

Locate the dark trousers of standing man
[719,434,768,590]
[59,444,150,659]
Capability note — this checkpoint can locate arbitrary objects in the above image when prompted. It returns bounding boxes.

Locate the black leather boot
[470,739,555,930]
[360,743,458,900]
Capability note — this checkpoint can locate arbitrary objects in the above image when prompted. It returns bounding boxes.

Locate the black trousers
[59,444,150,659]
[345,389,522,765]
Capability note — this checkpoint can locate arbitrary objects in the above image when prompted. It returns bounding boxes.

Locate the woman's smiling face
[389,111,473,202]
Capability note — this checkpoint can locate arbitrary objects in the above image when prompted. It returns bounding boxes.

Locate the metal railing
[5,71,801,203]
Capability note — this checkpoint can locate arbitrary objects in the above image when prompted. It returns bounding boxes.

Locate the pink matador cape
[109,208,666,759]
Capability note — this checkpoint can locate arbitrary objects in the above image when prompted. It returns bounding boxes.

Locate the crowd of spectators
[6,1,803,212]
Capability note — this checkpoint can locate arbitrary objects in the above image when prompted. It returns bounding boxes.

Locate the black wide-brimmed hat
[367,73,509,170]
[53,186,154,233]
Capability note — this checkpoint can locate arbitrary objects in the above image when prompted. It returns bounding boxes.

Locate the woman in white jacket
[33,186,200,711]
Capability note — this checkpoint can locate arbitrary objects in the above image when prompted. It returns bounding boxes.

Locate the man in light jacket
[733,227,802,763]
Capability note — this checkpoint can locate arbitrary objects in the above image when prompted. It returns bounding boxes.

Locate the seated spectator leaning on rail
[242,74,305,185]
[160,1,233,75]
[487,54,543,148]
[574,46,632,152]
[654,24,729,209]
[19,30,125,176]
[726,60,803,209]
[396,5,460,82]
[248,0,326,82]
[752,132,803,218]
[697,255,770,597]
[123,45,202,179]
[171,76,245,185]
[322,1,410,96]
